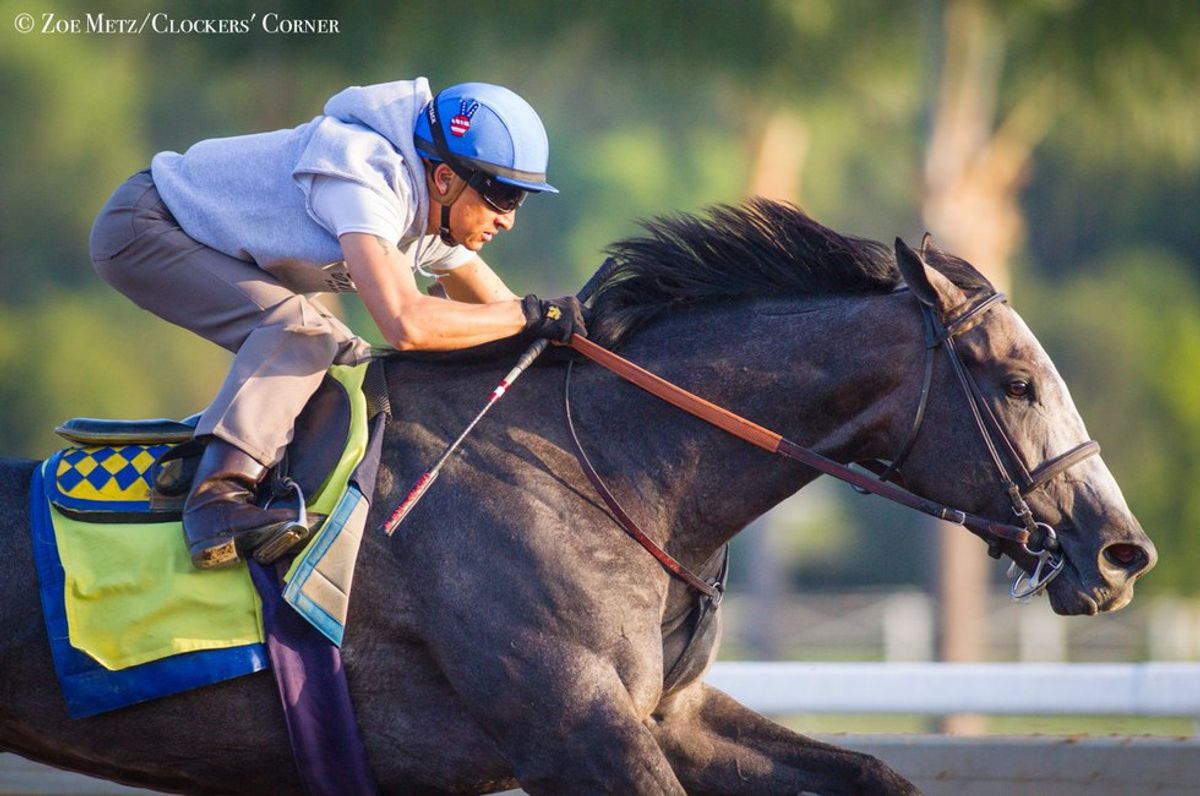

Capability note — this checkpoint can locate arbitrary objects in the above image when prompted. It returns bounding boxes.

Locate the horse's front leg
[430,628,686,795]
[650,682,919,795]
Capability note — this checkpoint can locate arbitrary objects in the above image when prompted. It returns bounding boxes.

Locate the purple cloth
[249,560,379,796]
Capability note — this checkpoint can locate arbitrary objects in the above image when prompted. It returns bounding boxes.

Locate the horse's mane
[383,198,993,364]
[588,198,991,347]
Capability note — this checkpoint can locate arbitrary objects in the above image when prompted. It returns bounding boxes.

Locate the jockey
[89,79,586,569]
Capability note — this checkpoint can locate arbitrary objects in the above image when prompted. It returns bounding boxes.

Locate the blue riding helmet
[414,82,558,194]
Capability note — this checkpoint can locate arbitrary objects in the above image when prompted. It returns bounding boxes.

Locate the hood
[323,78,432,155]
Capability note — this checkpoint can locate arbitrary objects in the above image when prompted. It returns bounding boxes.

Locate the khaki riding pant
[89,170,372,467]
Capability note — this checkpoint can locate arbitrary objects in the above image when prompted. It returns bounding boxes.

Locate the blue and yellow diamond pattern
[51,444,173,511]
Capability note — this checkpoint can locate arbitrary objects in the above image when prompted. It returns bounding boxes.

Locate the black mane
[382,198,993,364]
[587,199,990,347]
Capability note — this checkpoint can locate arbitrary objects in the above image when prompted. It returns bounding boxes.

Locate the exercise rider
[89,79,585,569]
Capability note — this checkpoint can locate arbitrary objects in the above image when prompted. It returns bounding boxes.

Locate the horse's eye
[1006,379,1031,399]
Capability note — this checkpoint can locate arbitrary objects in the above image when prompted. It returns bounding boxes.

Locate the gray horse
[0,201,1155,794]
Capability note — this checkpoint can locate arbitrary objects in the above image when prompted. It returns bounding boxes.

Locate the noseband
[863,291,1100,599]
[563,290,1100,602]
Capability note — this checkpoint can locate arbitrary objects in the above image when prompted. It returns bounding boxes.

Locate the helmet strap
[424,93,479,247]
[438,204,456,246]
[428,165,468,246]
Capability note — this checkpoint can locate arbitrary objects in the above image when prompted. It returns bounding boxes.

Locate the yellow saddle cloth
[43,362,370,670]
[50,507,263,670]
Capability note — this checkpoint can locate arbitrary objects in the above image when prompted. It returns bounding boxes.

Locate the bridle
[858,290,1099,599]
[563,289,1100,603]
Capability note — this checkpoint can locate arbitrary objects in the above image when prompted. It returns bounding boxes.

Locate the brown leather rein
[562,291,1100,599]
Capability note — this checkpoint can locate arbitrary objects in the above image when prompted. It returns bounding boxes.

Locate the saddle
[34,363,385,722]
[44,362,385,647]
[50,372,353,522]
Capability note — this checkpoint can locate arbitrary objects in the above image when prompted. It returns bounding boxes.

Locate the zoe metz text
[39,13,340,34]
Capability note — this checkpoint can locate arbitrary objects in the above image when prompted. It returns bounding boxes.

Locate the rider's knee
[257,295,343,361]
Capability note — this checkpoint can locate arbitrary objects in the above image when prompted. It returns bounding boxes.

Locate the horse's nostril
[1104,543,1146,572]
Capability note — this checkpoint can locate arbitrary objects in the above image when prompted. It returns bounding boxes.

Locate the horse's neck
[572,291,922,568]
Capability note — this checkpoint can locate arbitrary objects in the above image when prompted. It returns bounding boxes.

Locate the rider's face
[426,163,516,252]
[450,186,516,252]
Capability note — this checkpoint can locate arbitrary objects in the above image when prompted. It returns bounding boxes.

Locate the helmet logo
[450,99,479,137]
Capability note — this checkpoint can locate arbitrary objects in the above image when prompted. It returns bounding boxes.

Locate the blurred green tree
[0,0,1197,602]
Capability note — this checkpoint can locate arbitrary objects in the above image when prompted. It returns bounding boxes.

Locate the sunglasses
[467,171,527,213]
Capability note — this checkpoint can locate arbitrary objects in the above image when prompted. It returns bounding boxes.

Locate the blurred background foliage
[1,0,1198,594]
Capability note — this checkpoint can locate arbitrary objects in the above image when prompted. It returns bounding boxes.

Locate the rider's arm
[432,256,521,304]
[339,232,525,351]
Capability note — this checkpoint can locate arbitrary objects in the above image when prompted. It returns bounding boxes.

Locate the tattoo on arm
[373,235,392,255]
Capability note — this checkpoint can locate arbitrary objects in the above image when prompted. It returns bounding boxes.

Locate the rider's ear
[433,164,450,195]
[424,161,447,195]
[427,162,465,206]
[895,236,967,315]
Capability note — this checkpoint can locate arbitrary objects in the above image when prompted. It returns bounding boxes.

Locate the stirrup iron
[253,479,313,564]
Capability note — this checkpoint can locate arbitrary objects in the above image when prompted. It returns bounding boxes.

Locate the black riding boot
[182,439,301,569]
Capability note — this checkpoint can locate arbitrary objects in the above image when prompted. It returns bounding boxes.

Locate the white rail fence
[5,663,1199,795]
[707,661,1200,718]
[723,591,1200,663]
[703,662,1200,793]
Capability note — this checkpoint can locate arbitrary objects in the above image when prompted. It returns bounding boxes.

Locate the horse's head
[892,236,1156,615]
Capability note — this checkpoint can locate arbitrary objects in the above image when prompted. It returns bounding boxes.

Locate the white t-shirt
[308,175,473,274]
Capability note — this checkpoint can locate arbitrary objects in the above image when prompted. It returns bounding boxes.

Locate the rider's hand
[521,295,588,343]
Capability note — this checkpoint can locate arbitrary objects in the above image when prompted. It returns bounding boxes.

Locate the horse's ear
[894,237,967,314]
[920,232,996,293]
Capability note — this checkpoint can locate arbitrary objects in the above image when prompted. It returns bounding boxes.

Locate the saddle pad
[30,464,267,718]
[49,443,173,513]
[283,363,373,647]
[31,362,374,719]
[284,483,369,646]
[40,460,265,669]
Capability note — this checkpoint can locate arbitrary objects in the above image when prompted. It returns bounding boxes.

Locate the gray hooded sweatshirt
[150,77,462,293]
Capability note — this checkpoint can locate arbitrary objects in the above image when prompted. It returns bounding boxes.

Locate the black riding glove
[521,294,589,343]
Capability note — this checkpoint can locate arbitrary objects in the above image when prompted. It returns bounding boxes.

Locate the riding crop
[381,257,619,535]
